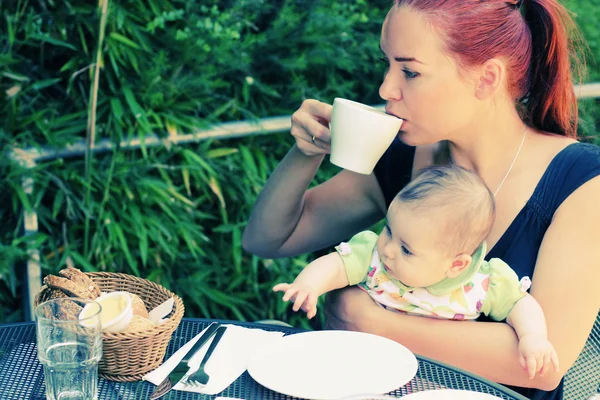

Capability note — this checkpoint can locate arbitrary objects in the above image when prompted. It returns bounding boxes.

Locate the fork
[186,325,228,386]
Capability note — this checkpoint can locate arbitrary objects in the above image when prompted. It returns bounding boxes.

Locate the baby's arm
[506,293,559,379]
[273,252,349,319]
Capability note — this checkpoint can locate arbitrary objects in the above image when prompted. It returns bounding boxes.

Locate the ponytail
[522,0,584,138]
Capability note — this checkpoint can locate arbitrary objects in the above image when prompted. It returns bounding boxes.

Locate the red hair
[394,0,583,138]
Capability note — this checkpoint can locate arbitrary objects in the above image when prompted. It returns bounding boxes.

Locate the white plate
[247,330,418,400]
[402,390,503,399]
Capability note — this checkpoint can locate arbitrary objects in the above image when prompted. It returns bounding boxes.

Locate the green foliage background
[0,0,598,329]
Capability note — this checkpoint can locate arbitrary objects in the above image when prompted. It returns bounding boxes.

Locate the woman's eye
[385,225,392,236]
[403,69,419,79]
[378,56,389,64]
[401,245,412,256]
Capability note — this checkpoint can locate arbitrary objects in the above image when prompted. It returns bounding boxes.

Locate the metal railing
[11,83,600,320]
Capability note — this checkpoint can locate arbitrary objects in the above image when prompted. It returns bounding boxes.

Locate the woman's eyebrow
[379,45,425,64]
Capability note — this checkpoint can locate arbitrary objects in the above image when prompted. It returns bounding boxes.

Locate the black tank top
[374,139,600,399]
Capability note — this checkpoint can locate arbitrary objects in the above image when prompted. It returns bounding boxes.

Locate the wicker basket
[86,272,185,382]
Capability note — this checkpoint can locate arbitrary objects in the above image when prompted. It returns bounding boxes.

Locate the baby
[274,164,559,379]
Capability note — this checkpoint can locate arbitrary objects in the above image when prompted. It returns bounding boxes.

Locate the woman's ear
[475,58,505,100]
[446,253,473,278]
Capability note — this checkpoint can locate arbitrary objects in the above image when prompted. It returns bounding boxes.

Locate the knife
[149,322,221,400]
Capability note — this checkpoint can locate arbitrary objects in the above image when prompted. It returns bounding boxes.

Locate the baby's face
[376,200,452,288]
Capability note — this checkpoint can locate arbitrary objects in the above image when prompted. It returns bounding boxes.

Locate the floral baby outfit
[336,231,530,321]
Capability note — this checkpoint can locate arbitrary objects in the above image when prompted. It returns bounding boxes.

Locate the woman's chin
[396,131,422,147]
[397,130,441,147]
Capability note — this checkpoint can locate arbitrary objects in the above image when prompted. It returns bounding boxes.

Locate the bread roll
[128,293,149,318]
[123,315,155,333]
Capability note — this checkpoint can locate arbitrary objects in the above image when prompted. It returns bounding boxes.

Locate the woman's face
[379,6,479,146]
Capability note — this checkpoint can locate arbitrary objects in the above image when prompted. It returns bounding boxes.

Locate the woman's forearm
[242,145,325,258]
[326,288,562,391]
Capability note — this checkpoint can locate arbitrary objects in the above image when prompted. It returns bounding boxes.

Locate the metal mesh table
[0,318,527,399]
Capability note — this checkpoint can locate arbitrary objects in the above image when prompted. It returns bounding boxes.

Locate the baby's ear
[446,253,472,278]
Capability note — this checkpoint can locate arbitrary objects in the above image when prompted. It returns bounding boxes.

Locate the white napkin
[143,324,284,395]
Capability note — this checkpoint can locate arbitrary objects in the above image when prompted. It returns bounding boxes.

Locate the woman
[242,0,600,398]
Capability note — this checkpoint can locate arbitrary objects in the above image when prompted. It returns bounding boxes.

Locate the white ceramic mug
[329,98,403,175]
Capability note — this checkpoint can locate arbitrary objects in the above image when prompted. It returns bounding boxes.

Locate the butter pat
[81,291,133,333]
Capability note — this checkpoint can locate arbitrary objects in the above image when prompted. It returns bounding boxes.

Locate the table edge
[0,317,529,399]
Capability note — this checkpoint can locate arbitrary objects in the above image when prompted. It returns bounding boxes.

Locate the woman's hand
[324,286,380,331]
[291,99,333,157]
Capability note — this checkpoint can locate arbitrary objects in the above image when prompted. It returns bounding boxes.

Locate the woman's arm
[242,100,386,258]
[326,176,600,391]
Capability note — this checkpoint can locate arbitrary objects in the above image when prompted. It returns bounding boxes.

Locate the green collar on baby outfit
[390,242,487,296]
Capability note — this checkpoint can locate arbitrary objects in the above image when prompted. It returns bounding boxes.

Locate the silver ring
[311,135,316,144]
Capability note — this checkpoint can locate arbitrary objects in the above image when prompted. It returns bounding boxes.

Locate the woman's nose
[379,69,403,101]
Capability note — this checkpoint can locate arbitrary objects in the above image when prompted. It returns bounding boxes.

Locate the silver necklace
[492,126,527,197]
[449,126,528,197]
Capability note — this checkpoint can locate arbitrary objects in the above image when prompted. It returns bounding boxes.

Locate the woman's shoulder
[543,139,600,178]
[558,141,600,160]
[532,138,600,212]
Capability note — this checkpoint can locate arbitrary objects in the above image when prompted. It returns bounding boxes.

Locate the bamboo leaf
[239,146,258,177]
[2,72,29,82]
[30,78,62,91]
[206,148,238,159]
[232,226,242,275]
[208,176,226,209]
[122,87,145,119]
[59,59,80,73]
[77,24,89,55]
[52,191,65,219]
[182,167,191,196]
[111,223,140,276]
[30,34,78,50]
[182,149,216,175]
[109,32,142,50]
[9,182,32,213]
[138,225,149,266]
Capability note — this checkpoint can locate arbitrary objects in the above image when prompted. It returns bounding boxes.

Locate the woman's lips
[385,109,406,121]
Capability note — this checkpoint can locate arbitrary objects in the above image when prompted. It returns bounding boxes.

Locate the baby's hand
[272,283,319,319]
[518,334,559,379]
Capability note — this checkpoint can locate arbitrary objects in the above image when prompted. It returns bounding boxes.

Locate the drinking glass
[35,298,102,400]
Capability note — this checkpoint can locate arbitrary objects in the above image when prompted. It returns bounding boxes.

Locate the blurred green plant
[0,0,598,329]
[0,0,390,327]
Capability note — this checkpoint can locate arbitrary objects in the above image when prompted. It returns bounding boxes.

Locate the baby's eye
[401,245,412,256]
[403,69,419,79]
